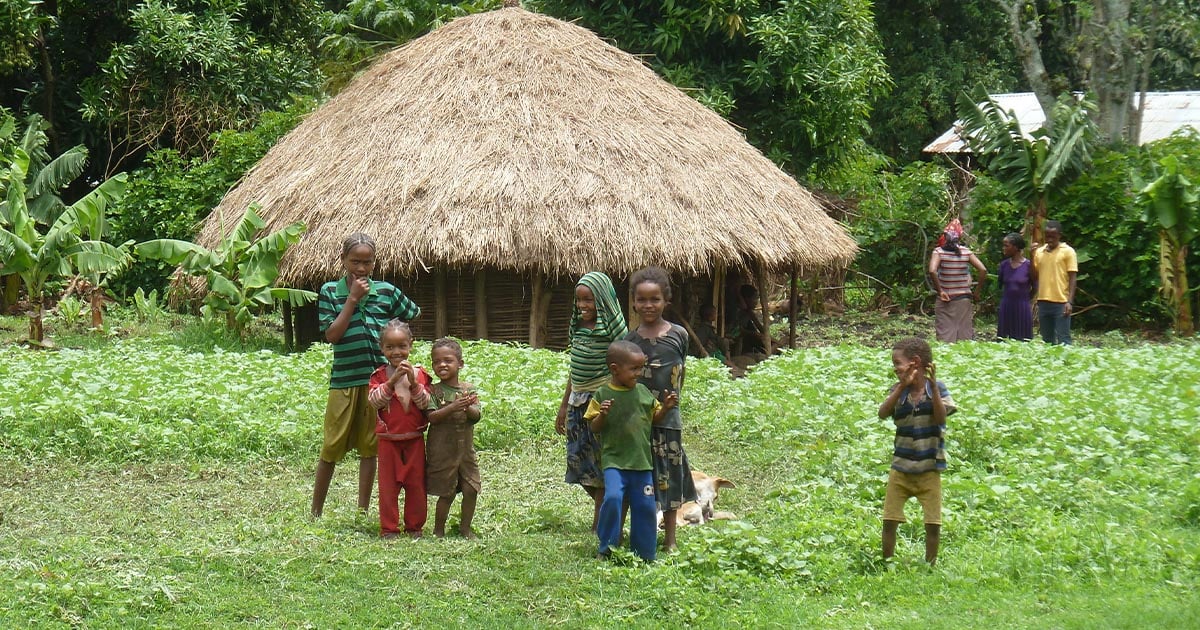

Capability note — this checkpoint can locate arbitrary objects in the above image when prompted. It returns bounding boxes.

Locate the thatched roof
[197,6,858,285]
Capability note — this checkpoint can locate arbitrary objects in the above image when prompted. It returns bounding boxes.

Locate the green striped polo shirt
[318,278,420,389]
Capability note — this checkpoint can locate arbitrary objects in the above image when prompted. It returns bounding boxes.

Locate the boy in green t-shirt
[586,340,676,561]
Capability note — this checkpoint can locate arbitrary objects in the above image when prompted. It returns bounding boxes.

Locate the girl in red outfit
[367,320,431,539]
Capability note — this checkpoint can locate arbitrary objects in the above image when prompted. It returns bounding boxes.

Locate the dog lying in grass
[659,471,736,528]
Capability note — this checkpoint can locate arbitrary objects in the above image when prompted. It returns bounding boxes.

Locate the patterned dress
[624,324,697,511]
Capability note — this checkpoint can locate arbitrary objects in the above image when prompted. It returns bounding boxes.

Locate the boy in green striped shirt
[311,233,420,518]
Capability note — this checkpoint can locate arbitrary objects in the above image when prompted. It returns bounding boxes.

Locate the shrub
[969,131,1200,329]
[109,99,315,296]
[844,161,954,311]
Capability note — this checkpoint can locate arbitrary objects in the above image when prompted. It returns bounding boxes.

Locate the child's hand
[925,362,937,383]
[387,367,404,386]
[598,399,612,416]
[348,274,371,301]
[899,364,919,386]
[662,390,679,410]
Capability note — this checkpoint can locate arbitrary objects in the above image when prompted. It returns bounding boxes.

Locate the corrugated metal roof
[923,91,1200,154]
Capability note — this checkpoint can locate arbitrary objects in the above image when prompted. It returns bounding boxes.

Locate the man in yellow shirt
[1032,221,1078,344]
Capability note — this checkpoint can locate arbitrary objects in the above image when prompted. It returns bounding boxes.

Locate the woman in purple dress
[997,233,1037,340]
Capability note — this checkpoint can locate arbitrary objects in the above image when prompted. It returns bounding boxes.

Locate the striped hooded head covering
[568,272,628,392]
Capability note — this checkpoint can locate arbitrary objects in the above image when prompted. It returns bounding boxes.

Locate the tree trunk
[1024,197,1048,247]
[90,286,104,331]
[999,0,1058,130]
[1172,244,1193,336]
[29,292,44,344]
[2,275,18,310]
[1087,0,1138,143]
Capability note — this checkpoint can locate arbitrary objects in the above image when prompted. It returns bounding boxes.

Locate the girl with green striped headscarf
[555,272,627,530]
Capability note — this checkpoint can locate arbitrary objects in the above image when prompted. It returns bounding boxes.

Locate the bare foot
[433,529,446,538]
[459,527,477,540]
[381,532,400,540]
[662,544,678,554]
[408,531,422,540]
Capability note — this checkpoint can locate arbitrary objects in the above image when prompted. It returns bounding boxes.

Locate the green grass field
[2,314,1198,628]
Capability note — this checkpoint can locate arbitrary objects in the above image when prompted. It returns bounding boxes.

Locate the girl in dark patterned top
[555,272,627,531]
[624,266,696,552]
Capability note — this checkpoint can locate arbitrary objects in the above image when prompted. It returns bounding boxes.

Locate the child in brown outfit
[425,338,482,538]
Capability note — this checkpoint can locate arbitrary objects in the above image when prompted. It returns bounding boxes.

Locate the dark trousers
[1038,301,1072,345]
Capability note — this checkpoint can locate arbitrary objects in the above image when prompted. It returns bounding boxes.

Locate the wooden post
[434,269,449,339]
[756,261,772,356]
[713,263,726,338]
[474,269,488,340]
[788,263,798,349]
[538,278,553,346]
[282,301,294,352]
[529,271,544,348]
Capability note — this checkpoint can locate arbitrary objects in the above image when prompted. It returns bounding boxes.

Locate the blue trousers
[597,468,657,561]
[1038,301,1072,345]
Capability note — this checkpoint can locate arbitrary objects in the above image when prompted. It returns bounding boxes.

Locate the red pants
[378,437,427,535]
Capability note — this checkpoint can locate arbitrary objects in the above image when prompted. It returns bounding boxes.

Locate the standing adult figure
[1031,220,1078,344]
[555,272,628,532]
[996,232,1037,341]
[928,219,989,342]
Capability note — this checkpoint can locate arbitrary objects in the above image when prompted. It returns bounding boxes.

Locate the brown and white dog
[659,471,737,528]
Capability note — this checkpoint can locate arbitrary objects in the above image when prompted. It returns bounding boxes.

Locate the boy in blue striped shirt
[877,337,956,565]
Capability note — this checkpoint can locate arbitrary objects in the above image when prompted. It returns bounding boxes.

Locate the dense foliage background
[2,0,1200,327]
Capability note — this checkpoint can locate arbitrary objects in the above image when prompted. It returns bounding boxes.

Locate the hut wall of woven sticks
[192,5,858,350]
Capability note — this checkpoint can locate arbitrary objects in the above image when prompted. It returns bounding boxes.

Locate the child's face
[342,244,375,281]
[633,281,667,325]
[574,284,597,324]
[891,349,921,382]
[381,329,412,366]
[430,346,463,383]
[610,352,646,389]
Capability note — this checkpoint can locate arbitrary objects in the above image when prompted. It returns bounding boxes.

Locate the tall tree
[530,0,890,175]
[996,0,1200,141]
[872,0,1022,160]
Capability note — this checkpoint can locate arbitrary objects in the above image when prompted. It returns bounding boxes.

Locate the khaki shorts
[320,385,378,462]
[883,469,942,525]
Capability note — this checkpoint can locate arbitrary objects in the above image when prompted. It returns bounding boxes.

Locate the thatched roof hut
[195,5,857,349]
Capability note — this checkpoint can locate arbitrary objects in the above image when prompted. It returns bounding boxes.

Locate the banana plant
[0,150,131,345]
[1,112,93,309]
[957,87,1098,246]
[1136,155,1198,336]
[135,204,316,335]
